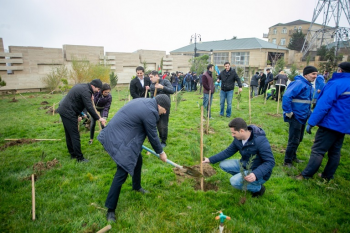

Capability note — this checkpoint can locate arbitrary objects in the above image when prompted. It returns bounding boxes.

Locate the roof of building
[170,37,289,53]
[270,19,322,28]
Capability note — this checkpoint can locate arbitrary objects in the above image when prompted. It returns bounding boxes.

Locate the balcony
[289,29,308,35]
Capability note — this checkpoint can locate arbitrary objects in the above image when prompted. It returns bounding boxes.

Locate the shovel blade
[183,166,203,177]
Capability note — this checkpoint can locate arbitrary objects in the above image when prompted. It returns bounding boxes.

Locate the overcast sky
[0,0,349,54]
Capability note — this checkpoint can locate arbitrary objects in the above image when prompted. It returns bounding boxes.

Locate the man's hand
[78,117,82,122]
[202,157,210,163]
[317,89,321,93]
[159,152,167,162]
[155,83,164,89]
[238,88,242,93]
[217,79,220,82]
[244,173,256,182]
[145,85,150,90]
[285,112,293,118]
[99,118,107,126]
[306,124,313,134]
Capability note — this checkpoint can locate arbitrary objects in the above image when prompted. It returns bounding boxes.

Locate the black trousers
[274,85,286,102]
[258,84,264,95]
[60,115,83,160]
[157,108,170,144]
[90,110,104,140]
[284,117,305,163]
[105,154,143,210]
[302,127,345,179]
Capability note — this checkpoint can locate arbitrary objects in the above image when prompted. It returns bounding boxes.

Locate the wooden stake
[5,139,61,141]
[32,174,35,221]
[264,83,270,105]
[154,80,159,97]
[206,90,211,134]
[52,103,55,116]
[277,79,282,114]
[96,224,112,233]
[92,100,102,131]
[144,89,148,98]
[200,106,204,191]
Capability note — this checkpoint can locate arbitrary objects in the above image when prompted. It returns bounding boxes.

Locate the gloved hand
[285,112,293,118]
[306,124,313,134]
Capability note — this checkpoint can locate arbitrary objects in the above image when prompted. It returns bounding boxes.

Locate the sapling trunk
[239,155,257,201]
[277,79,282,114]
[200,106,204,191]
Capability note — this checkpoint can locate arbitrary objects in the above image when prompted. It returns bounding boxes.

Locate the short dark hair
[207,64,214,70]
[136,66,144,72]
[150,70,159,76]
[101,83,111,92]
[266,68,270,71]
[228,118,248,131]
[224,62,230,66]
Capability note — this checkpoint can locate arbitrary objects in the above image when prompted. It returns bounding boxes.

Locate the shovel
[142,145,202,177]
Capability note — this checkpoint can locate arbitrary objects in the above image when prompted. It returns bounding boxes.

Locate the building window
[213,52,229,65]
[272,39,276,44]
[280,38,286,45]
[282,27,287,34]
[273,28,277,34]
[231,52,250,66]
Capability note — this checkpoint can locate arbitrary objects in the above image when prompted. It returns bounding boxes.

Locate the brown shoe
[295,174,304,180]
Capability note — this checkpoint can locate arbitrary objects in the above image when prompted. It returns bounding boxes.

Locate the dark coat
[259,73,266,85]
[97,98,163,176]
[250,74,260,86]
[202,71,215,94]
[274,74,288,86]
[150,78,174,98]
[57,83,100,120]
[265,72,274,84]
[218,68,242,91]
[209,125,275,181]
[93,91,112,118]
[130,77,151,99]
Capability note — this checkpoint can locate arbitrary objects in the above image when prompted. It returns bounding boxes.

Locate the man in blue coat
[203,118,275,197]
[282,66,317,167]
[296,62,350,180]
[312,74,325,109]
[97,94,170,222]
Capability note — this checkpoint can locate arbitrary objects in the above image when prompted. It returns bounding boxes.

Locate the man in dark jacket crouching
[97,94,170,222]
[203,118,275,197]
[57,79,106,162]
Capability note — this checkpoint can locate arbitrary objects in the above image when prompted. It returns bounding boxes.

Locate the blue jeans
[203,93,213,118]
[220,159,265,193]
[186,82,191,91]
[284,117,305,163]
[220,90,233,117]
[173,85,177,92]
[178,83,182,91]
[301,127,345,179]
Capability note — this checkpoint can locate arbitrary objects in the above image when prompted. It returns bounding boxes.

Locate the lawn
[0,87,349,233]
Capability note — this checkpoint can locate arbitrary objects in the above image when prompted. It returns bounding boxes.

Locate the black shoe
[252,185,265,198]
[283,162,293,168]
[134,188,149,194]
[70,155,77,159]
[293,158,304,163]
[77,158,89,163]
[106,211,116,222]
[161,143,166,148]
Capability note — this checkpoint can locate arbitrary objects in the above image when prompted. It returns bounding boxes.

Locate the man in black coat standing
[130,66,151,99]
[57,79,106,162]
[258,71,266,95]
[263,68,273,94]
[97,94,170,222]
[149,70,174,147]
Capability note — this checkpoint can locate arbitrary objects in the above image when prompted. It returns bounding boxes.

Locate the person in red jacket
[202,64,215,119]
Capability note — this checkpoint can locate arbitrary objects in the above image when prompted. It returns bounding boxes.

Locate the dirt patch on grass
[267,113,282,117]
[9,98,18,103]
[0,139,35,151]
[119,98,128,101]
[28,95,36,98]
[174,163,218,191]
[41,101,49,105]
[271,144,285,153]
[23,158,59,180]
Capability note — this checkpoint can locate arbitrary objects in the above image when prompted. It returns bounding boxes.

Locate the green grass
[0,88,349,232]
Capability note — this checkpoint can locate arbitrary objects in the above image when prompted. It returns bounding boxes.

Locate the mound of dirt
[0,139,35,151]
[41,101,49,105]
[24,158,59,180]
[9,98,18,102]
[119,98,128,101]
[174,163,218,192]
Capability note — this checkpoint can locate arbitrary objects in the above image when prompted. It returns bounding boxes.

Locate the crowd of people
[57,61,350,222]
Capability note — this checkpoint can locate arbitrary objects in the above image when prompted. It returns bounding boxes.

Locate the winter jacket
[209,125,275,181]
[274,74,288,86]
[250,74,260,86]
[308,72,350,134]
[265,72,274,84]
[97,98,163,176]
[150,78,174,98]
[93,91,112,118]
[57,83,100,120]
[313,74,325,100]
[130,77,151,99]
[259,73,266,85]
[282,75,314,124]
[170,75,178,86]
[202,71,215,94]
[217,68,242,91]
[199,74,203,84]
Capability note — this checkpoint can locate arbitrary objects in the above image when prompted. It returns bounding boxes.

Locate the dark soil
[119,98,128,101]
[239,196,247,204]
[28,95,36,98]
[23,158,59,180]
[174,163,218,191]
[0,139,35,151]
[41,101,49,105]
[271,144,286,153]
[9,98,18,102]
[267,113,282,117]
